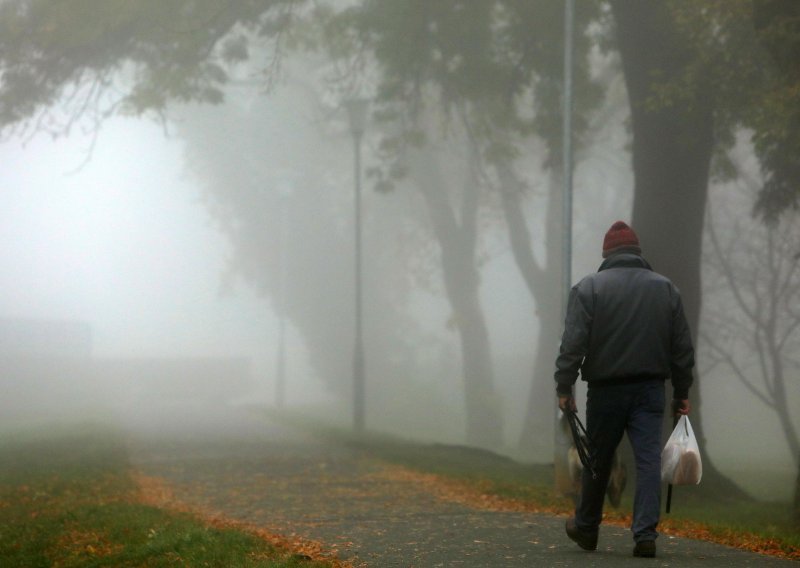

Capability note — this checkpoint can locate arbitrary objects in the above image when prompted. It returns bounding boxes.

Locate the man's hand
[671,398,690,416]
[558,395,577,413]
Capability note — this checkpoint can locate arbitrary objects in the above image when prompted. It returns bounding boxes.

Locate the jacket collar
[598,252,652,272]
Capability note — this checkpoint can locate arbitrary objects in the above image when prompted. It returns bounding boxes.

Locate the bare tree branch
[703,332,774,407]
[706,205,758,323]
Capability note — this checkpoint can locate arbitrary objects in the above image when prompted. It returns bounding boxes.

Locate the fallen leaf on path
[132,471,360,567]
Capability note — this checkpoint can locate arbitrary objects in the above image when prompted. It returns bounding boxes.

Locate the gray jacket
[554,252,694,399]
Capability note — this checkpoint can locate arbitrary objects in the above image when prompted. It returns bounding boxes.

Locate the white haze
[0,79,796,502]
[0,118,322,406]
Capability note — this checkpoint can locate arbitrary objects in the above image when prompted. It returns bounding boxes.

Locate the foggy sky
[0,120,314,396]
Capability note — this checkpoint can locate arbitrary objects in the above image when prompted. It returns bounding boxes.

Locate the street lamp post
[555,0,576,493]
[346,98,368,433]
[562,1,575,311]
[275,183,291,409]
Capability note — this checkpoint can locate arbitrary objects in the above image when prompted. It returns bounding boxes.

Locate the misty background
[0,1,797,505]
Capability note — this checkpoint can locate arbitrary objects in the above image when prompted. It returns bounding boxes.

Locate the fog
[0,4,798,505]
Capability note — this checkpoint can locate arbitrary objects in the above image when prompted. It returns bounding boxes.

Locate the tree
[174,80,438,412]
[404,114,504,448]
[325,0,604,453]
[751,0,800,219]
[608,0,749,498]
[607,0,800,496]
[313,1,521,448]
[649,0,799,223]
[0,1,295,137]
[703,164,800,518]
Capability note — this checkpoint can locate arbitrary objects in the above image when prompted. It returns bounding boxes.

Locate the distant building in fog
[0,317,92,358]
[0,317,254,425]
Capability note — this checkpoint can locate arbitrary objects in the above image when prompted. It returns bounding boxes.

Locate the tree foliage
[0,0,295,138]
[2,1,798,212]
[322,0,603,189]
[657,0,800,220]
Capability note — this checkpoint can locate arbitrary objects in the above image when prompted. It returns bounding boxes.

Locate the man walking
[554,221,694,558]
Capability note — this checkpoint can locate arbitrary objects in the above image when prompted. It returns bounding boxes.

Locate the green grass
[0,423,330,568]
[655,489,800,555]
[278,413,799,559]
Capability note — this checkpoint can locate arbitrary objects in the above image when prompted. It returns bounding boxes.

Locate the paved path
[125,403,796,567]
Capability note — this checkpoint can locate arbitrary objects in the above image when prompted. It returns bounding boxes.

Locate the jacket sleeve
[554,280,593,394]
[669,287,695,399]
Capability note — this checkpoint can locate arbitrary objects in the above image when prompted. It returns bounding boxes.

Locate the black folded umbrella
[563,407,598,480]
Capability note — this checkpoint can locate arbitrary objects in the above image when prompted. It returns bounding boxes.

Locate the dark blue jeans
[575,379,665,543]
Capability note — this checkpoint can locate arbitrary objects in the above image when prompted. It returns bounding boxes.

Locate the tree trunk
[408,140,503,450]
[769,346,800,519]
[517,296,561,456]
[611,0,748,500]
[455,288,503,448]
[495,161,562,458]
[770,348,800,465]
[795,458,800,524]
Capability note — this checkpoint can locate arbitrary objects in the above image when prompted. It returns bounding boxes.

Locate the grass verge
[281,413,800,561]
[0,423,332,568]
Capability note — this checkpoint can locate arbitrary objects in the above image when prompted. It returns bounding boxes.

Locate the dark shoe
[565,518,598,551]
[633,540,656,558]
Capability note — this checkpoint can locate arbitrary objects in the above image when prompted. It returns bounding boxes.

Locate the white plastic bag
[661,415,702,485]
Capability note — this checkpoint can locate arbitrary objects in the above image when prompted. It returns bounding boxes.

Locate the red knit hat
[602,221,641,258]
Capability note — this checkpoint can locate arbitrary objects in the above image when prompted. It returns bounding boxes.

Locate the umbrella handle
[666,483,673,513]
